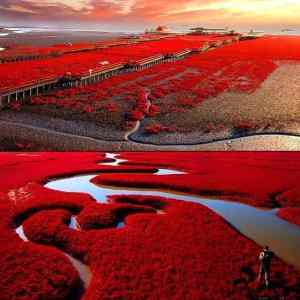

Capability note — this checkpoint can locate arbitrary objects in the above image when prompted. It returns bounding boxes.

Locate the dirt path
[125,90,151,141]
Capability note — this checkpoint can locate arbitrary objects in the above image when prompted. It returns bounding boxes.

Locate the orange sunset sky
[0,0,300,31]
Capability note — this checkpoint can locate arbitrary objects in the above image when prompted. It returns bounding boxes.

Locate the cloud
[1,0,300,29]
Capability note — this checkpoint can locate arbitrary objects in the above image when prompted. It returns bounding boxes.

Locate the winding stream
[15,152,300,298]
[15,224,92,290]
[45,153,300,270]
[45,172,300,270]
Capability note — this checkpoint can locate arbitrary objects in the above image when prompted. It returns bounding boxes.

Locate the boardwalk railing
[0,36,241,108]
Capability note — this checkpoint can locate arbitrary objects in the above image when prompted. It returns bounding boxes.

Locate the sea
[1,25,300,51]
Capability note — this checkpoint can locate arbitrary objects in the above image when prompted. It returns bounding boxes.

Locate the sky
[1,0,300,32]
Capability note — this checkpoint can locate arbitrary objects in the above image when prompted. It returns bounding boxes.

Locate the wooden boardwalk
[0,35,240,108]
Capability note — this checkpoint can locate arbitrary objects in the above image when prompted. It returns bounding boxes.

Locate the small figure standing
[258,246,274,288]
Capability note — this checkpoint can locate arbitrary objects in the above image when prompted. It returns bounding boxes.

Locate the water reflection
[45,172,300,271]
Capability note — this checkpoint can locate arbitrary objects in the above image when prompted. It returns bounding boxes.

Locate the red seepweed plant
[1,152,300,299]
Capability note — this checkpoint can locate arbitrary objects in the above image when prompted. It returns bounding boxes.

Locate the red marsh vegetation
[1,152,300,299]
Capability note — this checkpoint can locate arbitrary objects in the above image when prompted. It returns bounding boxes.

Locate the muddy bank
[0,111,127,142]
[3,109,300,151]
[0,29,126,47]
[2,119,300,151]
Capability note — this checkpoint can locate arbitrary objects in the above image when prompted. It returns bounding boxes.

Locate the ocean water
[1,25,300,36]
[1,26,300,50]
[0,26,126,48]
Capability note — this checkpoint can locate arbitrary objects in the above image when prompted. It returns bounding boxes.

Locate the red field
[15,36,300,134]
[24,38,276,110]
[1,152,300,299]
[95,152,300,207]
[2,34,300,152]
[2,35,300,150]
[27,52,275,116]
[277,208,300,227]
[0,35,217,92]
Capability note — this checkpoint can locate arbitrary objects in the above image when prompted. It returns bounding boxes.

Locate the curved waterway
[44,153,300,272]
[101,153,186,175]
[15,152,300,299]
[15,224,92,293]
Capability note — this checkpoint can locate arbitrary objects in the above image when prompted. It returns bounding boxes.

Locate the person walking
[258,246,274,288]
